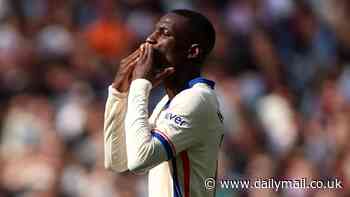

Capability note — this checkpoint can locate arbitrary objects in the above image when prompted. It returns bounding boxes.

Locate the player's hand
[112,45,145,92]
[132,43,175,87]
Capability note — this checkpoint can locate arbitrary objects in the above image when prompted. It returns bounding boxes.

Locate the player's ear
[187,44,201,60]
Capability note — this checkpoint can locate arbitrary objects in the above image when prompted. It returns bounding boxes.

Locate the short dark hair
[170,9,216,63]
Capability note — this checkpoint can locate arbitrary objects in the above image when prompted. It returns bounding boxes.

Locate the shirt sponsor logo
[165,112,189,127]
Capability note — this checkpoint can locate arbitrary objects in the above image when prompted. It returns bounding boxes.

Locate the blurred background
[0,0,349,196]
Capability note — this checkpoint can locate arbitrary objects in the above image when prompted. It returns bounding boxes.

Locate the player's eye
[160,27,171,36]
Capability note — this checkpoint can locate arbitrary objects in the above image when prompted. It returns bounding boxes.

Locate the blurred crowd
[0,0,349,196]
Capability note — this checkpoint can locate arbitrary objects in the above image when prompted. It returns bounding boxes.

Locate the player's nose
[146,32,157,44]
[146,37,156,44]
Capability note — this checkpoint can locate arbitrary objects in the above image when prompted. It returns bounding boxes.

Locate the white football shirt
[104,77,224,197]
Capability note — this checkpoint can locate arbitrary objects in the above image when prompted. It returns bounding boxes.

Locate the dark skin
[113,13,202,99]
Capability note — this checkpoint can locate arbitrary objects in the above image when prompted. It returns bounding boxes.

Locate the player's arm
[125,79,205,173]
[103,47,142,172]
[125,43,203,173]
[104,87,128,172]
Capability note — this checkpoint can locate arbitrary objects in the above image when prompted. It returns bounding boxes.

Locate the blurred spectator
[84,0,135,62]
[0,0,349,196]
[257,91,297,157]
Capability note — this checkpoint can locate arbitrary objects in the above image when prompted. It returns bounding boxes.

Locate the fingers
[131,43,158,81]
[158,67,176,79]
[139,43,149,63]
[121,48,139,64]
[114,58,137,91]
[146,43,154,63]
[121,43,146,65]
[125,60,136,82]
[153,67,175,87]
[113,44,149,92]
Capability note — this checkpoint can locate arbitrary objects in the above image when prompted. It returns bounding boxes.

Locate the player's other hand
[112,45,145,92]
[132,43,175,87]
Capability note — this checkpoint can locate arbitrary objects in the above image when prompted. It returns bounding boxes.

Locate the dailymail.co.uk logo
[165,112,189,127]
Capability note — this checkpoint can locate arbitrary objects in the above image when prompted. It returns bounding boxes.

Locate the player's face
[146,13,192,69]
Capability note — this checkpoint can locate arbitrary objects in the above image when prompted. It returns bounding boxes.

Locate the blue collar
[187,77,215,89]
[163,77,215,109]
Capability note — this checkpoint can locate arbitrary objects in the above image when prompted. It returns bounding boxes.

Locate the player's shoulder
[170,83,218,114]
[184,83,215,98]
